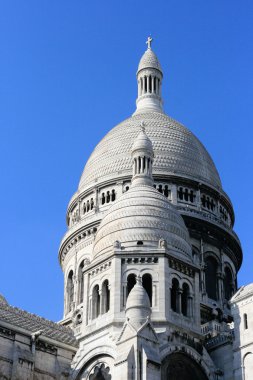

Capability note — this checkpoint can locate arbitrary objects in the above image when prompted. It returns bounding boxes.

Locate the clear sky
[0,0,252,322]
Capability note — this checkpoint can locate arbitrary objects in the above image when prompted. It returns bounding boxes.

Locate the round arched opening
[161,352,208,380]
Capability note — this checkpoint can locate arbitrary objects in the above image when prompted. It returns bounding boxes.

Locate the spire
[131,123,154,186]
[134,38,163,114]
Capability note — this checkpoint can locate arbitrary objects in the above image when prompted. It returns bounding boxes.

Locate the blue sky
[0,1,252,321]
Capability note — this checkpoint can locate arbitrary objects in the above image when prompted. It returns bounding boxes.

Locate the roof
[79,112,222,191]
[138,48,162,72]
[93,183,192,260]
[230,283,253,303]
[0,301,78,347]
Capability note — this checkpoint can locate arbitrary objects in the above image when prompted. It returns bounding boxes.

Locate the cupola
[135,37,163,114]
[131,123,154,186]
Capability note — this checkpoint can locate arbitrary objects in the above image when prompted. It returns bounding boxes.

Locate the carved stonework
[169,258,195,278]
[121,257,158,264]
[0,326,15,340]
[36,340,57,355]
[89,363,111,380]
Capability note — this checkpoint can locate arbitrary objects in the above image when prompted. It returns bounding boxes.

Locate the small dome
[138,48,162,73]
[131,127,153,155]
[0,293,8,305]
[93,184,192,260]
[126,277,151,325]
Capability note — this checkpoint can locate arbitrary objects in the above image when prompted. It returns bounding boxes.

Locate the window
[182,283,190,317]
[244,313,248,330]
[171,278,179,313]
[92,285,100,319]
[224,267,234,301]
[101,280,110,314]
[142,274,152,306]
[205,257,218,300]
[127,274,136,297]
[67,270,74,313]
[78,261,84,303]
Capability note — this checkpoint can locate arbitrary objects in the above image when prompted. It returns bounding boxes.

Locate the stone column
[178,288,182,314]
[151,76,154,93]
[196,188,201,210]
[188,293,194,318]
[140,156,144,173]
[217,271,224,302]
[171,184,178,204]
[99,289,103,316]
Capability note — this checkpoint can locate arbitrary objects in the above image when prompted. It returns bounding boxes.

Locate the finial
[136,275,142,285]
[146,36,153,50]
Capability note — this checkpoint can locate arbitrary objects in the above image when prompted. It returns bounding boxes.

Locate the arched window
[67,270,74,313]
[101,280,110,314]
[224,267,234,301]
[205,256,218,300]
[78,261,84,304]
[142,273,152,306]
[90,198,94,210]
[111,189,116,202]
[92,285,100,319]
[164,185,169,197]
[101,192,105,205]
[171,278,179,313]
[127,274,136,297]
[178,187,183,200]
[87,200,90,212]
[106,191,110,203]
[182,283,190,317]
[83,202,86,214]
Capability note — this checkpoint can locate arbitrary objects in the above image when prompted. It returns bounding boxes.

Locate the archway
[161,352,208,380]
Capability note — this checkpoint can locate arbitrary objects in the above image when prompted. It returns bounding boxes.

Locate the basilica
[0,39,252,380]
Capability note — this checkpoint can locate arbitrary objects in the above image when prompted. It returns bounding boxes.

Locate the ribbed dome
[138,49,162,72]
[93,184,192,260]
[79,112,222,191]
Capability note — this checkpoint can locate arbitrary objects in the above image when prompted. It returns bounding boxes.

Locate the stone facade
[0,39,252,380]
[230,285,253,380]
[0,296,77,379]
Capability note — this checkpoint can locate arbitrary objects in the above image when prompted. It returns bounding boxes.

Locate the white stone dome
[138,48,162,72]
[79,111,222,191]
[93,183,192,260]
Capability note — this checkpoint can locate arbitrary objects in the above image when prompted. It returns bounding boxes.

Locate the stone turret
[135,37,163,114]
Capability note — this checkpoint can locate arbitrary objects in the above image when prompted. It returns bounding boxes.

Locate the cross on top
[146,36,153,49]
